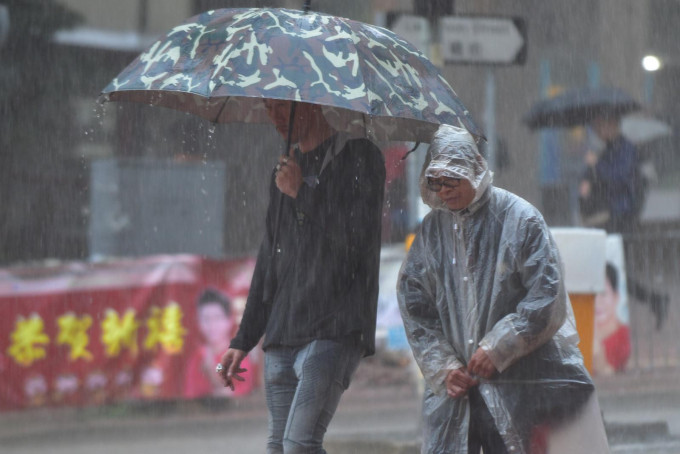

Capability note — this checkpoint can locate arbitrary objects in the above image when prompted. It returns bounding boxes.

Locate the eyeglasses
[426,177,462,192]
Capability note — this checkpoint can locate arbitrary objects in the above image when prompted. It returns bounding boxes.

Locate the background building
[1,0,678,264]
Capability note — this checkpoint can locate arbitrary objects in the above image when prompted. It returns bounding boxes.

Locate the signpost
[388,13,433,230]
[0,5,9,48]
[388,12,528,227]
[439,16,527,171]
[440,16,526,65]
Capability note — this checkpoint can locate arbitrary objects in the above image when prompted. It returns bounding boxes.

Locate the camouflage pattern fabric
[101,8,483,143]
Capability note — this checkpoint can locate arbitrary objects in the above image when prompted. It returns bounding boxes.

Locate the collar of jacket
[318,131,352,175]
[298,133,349,187]
[449,185,492,217]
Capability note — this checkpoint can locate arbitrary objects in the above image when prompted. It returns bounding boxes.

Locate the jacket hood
[420,124,493,212]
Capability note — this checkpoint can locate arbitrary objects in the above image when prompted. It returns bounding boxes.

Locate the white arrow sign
[440,16,526,65]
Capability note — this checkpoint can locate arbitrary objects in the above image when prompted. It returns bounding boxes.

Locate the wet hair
[605,262,618,292]
[196,288,231,316]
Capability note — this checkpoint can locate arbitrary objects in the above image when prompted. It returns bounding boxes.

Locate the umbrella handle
[401,142,421,160]
[284,101,297,159]
[303,0,312,13]
[266,102,297,297]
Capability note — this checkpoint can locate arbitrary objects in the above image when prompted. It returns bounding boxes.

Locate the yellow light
[405,233,416,251]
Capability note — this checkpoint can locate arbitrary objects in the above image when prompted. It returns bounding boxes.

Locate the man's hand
[275,154,302,198]
[468,347,497,379]
[445,368,479,399]
[217,348,247,391]
[585,150,598,167]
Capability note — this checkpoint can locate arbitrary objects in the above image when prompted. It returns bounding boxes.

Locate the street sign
[440,16,527,65]
[389,13,430,56]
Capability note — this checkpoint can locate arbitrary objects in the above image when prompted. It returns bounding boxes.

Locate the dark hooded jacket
[230,133,385,356]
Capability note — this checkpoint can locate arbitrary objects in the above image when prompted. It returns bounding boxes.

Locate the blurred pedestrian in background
[579,112,646,233]
[579,112,669,329]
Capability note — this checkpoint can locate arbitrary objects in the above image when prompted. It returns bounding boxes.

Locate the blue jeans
[264,339,362,454]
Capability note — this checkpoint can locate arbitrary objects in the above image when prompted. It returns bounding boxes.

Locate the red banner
[0,255,258,411]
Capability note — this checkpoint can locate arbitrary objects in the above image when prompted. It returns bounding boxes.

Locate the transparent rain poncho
[398,125,609,453]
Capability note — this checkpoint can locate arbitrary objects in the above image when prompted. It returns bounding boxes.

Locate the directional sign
[440,16,527,65]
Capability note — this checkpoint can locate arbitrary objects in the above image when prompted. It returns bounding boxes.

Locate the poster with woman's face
[183,288,255,399]
[197,301,234,350]
[593,235,631,375]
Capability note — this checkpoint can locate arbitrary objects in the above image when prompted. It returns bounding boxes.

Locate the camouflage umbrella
[99,7,483,144]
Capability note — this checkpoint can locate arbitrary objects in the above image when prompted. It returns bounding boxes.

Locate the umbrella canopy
[621,113,672,145]
[523,86,641,130]
[100,7,483,144]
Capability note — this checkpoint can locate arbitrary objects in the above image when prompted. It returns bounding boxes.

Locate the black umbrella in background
[524,86,641,130]
[525,86,672,149]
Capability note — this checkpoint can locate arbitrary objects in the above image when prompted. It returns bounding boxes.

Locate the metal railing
[623,229,680,371]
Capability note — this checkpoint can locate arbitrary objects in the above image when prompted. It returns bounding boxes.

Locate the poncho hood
[420,124,493,212]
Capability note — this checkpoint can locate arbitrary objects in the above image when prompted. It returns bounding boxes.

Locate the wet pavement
[2,360,680,453]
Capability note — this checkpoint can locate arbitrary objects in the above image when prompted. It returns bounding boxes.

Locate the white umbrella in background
[588,113,672,155]
[584,113,671,186]
[621,113,672,145]
[622,113,672,185]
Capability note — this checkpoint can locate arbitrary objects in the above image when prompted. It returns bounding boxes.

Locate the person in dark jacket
[217,99,385,454]
[579,113,645,233]
[579,113,669,329]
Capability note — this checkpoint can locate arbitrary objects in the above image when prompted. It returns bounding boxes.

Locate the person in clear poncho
[398,125,609,454]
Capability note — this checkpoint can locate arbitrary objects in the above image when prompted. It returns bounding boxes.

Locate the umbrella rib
[267,102,297,293]
[213,97,231,123]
